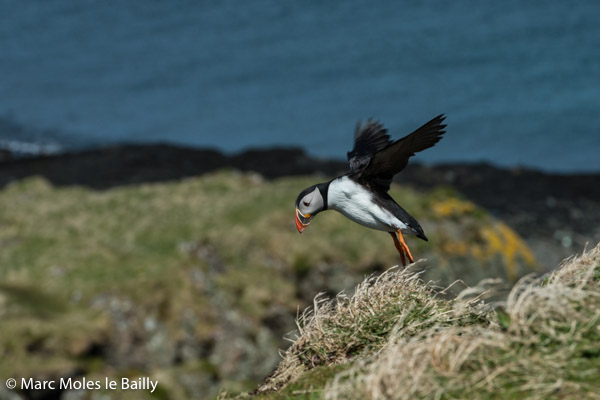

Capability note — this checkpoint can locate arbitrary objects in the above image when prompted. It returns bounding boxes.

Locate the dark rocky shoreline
[1,144,598,268]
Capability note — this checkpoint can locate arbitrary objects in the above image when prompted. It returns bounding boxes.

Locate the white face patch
[298,187,324,216]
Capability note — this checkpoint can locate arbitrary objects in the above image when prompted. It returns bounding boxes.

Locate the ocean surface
[1,0,599,172]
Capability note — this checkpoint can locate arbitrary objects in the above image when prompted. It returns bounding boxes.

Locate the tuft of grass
[248,244,600,400]
[323,243,600,400]
[255,264,490,395]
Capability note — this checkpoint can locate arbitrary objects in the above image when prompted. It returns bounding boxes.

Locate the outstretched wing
[347,119,392,173]
[358,114,447,191]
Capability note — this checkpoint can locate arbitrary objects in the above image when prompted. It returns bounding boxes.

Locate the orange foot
[389,230,414,267]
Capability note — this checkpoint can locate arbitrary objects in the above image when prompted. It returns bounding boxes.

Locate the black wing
[347,119,392,173]
[358,114,447,191]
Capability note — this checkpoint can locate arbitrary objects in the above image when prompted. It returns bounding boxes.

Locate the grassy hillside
[251,244,600,400]
[0,171,537,399]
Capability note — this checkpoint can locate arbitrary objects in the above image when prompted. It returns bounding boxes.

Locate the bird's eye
[303,201,310,207]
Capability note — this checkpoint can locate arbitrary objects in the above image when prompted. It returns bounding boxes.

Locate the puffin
[294,114,446,266]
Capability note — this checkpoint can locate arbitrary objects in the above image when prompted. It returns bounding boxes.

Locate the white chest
[327,177,406,232]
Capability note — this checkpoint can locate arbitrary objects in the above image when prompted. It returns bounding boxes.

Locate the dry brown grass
[253,244,600,400]
[323,244,600,400]
[256,262,490,395]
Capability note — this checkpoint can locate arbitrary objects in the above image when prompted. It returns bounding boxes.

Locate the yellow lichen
[431,198,477,218]
[496,222,538,278]
[437,220,538,281]
[441,240,468,256]
[478,223,538,280]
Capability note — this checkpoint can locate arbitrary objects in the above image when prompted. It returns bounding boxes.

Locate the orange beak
[295,208,312,233]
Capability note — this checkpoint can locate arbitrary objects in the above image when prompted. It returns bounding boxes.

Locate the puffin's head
[295,184,326,233]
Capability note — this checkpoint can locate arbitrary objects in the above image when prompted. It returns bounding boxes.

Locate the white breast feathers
[327,177,407,232]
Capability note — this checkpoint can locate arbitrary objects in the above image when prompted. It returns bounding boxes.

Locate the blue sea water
[0,0,599,172]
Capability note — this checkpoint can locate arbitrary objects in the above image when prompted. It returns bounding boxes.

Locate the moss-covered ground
[0,171,537,399]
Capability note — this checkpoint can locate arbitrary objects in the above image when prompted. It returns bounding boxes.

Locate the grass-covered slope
[0,172,537,399]
[251,244,600,400]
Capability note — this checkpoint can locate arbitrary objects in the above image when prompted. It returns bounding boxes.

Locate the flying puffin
[294,114,446,266]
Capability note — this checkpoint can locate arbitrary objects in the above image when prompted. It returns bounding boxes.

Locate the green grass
[0,172,539,399]
[250,365,351,400]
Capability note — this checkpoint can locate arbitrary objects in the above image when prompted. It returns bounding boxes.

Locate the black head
[294,182,329,233]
